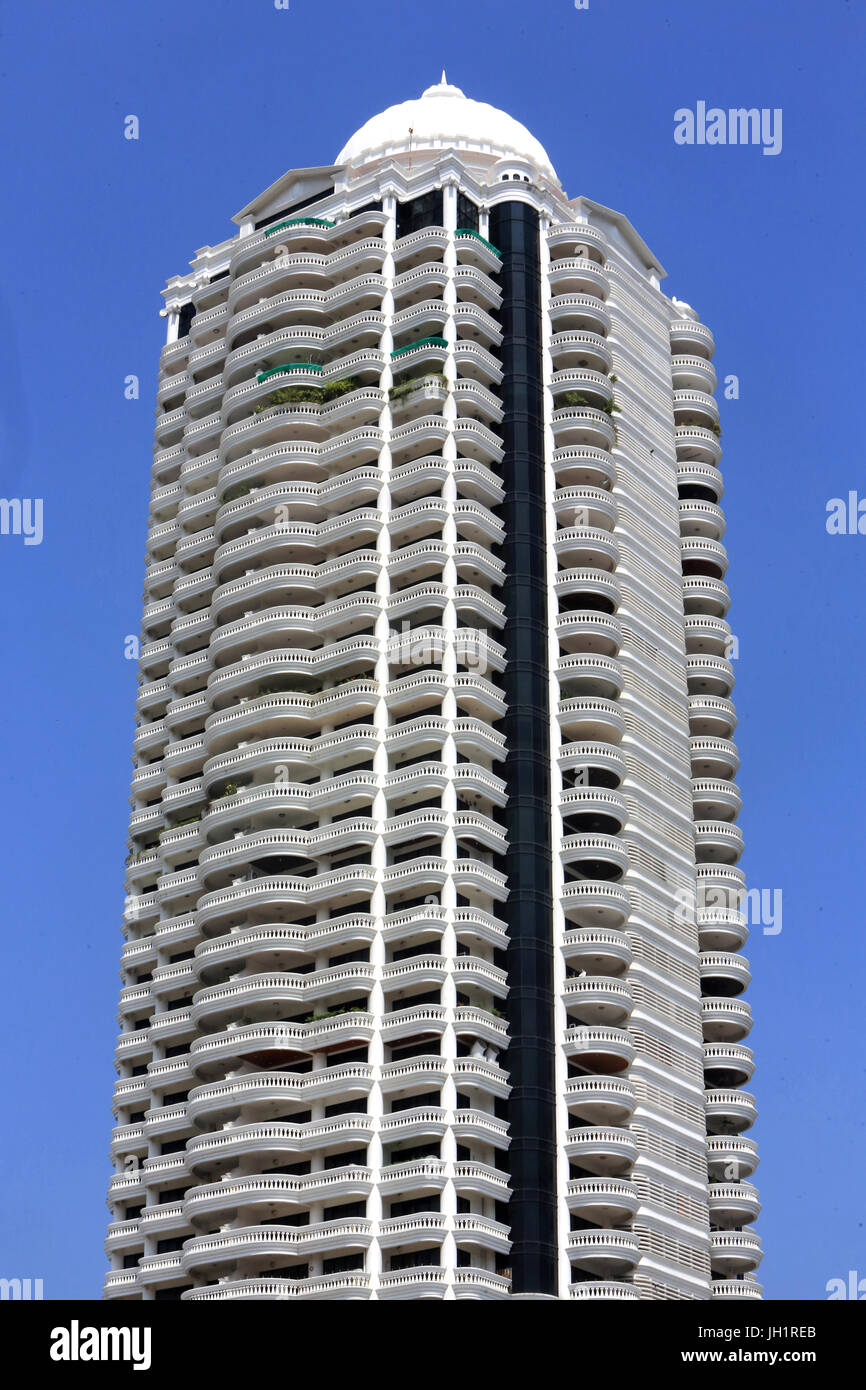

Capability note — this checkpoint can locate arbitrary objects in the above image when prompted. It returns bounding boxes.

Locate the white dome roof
[336,75,556,181]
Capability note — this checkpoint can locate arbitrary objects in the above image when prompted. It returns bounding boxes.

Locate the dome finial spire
[441,68,447,85]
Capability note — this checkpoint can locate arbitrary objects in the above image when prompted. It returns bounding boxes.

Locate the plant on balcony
[311,1005,366,1021]
[555,390,620,415]
[219,482,254,504]
[254,384,322,412]
[212,782,239,800]
[254,377,360,413]
[389,373,448,402]
[321,377,360,402]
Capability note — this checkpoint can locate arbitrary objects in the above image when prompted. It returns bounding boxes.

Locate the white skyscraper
[105,77,761,1301]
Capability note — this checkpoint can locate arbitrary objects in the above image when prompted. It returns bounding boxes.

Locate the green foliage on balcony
[220,482,254,504]
[555,390,620,415]
[263,216,336,237]
[211,782,239,800]
[389,373,448,402]
[390,336,448,359]
[455,228,502,258]
[254,377,361,413]
[310,1005,366,1021]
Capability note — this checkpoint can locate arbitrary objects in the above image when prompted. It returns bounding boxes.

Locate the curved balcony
[547,224,607,260]
[382,1004,449,1050]
[683,614,733,658]
[563,976,632,1027]
[562,926,631,976]
[705,1089,757,1134]
[688,694,737,738]
[190,966,375,1031]
[557,653,623,700]
[681,536,729,582]
[671,354,718,393]
[683,575,731,619]
[136,1255,185,1291]
[712,1279,763,1300]
[184,1166,373,1226]
[687,655,734,698]
[706,1134,759,1180]
[555,567,620,613]
[674,388,720,430]
[566,1177,638,1225]
[182,1272,371,1300]
[565,1074,635,1125]
[710,1230,762,1276]
[567,1125,637,1174]
[550,294,611,336]
[550,330,613,375]
[557,697,624,744]
[690,736,739,780]
[701,997,752,1043]
[378,1158,447,1202]
[548,252,609,299]
[554,524,618,572]
[669,319,715,360]
[700,951,751,997]
[181,1220,373,1276]
[567,1229,639,1275]
[452,302,502,350]
[553,482,617,529]
[556,611,621,657]
[679,499,725,540]
[695,820,744,866]
[195,911,375,978]
[452,1269,511,1300]
[380,1106,448,1150]
[569,1281,639,1301]
[189,1014,375,1078]
[698,908,748,953]
[692,778,742,822]
[558,740,626,786]
[561,832,628,878]
[551,407,616,452]
[564,1025,634,1073]
[678,458,724,502]
[377,1267,448,1300]
[676,424,722,466]
[561,785,627,833]
[561,881,630,930]
[707,1182,761,1228]
[704,1042,754,1087]
[378,1213,446,1252]
[186,1114,374,1176]
[553,445,617,490]
[187,1063,374,1127]
[453,266,502,311]
[454,228,503,274]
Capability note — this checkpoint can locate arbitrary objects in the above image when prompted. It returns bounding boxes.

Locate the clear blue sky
[0,0,863,1301]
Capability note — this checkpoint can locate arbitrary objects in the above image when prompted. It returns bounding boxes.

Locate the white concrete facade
[105,81,760,1301]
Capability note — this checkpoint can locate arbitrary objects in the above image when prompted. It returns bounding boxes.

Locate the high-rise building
[105,77,761,1302]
